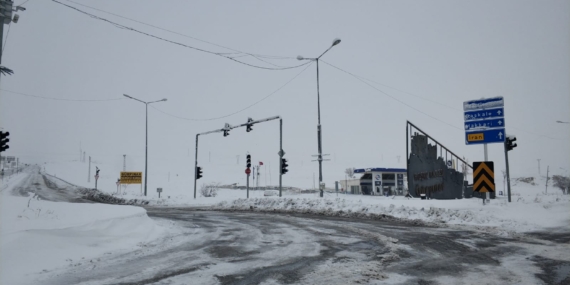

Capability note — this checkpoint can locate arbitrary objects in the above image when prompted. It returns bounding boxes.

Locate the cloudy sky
[1,0,568,189]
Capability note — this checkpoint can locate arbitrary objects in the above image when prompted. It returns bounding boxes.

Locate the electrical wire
[1,88,124,101]
[65,0,294,61]
[17,0,31,6]
[321,60,569,141]
[320,60,463,131]
[2,23,11,53]
[51,0,309,71]
[150,62,313,121]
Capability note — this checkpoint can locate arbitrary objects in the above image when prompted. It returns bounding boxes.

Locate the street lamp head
[332,38,341,46]
[123,94,132,98]
[297,55,304,61]
[161,98,168,102]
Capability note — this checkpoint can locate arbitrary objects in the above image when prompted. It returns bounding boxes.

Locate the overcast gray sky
[1,0,568,188]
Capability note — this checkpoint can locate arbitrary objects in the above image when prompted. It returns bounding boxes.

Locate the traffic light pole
[279,118,283,197]
[504,140,512,202]
[193,115,282,199]
[194,134,199,199]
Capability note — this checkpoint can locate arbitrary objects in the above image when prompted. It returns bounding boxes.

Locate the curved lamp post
[297,38,341,197]
[123,94,167,196]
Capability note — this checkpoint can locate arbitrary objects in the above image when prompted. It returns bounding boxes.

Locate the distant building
[340,168,407,195]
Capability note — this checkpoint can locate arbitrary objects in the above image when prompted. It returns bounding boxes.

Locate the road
[10,168,570,284]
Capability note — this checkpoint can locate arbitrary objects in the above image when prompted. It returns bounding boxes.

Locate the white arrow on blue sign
[464,97,506,145]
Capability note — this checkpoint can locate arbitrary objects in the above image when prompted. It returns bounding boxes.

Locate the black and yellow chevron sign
[473,161,495,192]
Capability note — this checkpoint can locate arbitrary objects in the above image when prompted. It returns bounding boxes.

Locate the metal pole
[484,143,489,203]
[194,134,198,199]
[545,166,549,194]
[279,118,283,197]
[88,156,91,182]
[504,140,512,202]
[144,103,148,196]
[247,173,249,198]
[316,59,324,198]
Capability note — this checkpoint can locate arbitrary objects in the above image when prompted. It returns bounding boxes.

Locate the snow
[0,172,169,285]
[1,160,569,283]
[43,160,570,236]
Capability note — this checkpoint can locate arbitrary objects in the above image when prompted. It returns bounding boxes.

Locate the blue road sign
[464,108,504,121]
[464,97,505,145]
[463,97,504,111]
[465,118,505,131]
[465,128,506,145]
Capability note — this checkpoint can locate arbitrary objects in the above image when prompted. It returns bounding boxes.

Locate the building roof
[354,168,407,173]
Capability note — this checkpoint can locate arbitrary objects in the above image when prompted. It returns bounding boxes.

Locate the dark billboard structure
[406,121,473,199]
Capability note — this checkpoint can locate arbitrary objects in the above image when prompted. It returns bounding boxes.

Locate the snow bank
[0,192,167,285]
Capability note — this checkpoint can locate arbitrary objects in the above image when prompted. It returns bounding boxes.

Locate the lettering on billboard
[120,172,142,184]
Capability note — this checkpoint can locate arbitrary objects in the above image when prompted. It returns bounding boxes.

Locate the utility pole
[88,156,91,182]
[1,0,24,66]
[123,154,126,171]
[537,159,541,175]
[545,166,549,194]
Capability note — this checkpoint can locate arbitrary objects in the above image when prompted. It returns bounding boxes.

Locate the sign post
[245,168,251,198]
[120,171,143,195]
[464,97,505,204]
[157,187,162,198]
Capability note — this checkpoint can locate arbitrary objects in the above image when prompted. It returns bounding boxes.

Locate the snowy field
[1,160,568,284]
[42,159,570,236]
[0,170,174,285]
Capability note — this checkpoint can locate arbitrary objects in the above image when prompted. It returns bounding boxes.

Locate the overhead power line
[320,60,463,131]
[51,0,310,71]
[2,23,11,53]
[151,62,314,121]
[1,88,124,101]
[65,0,294,62]
[321,60,568,141]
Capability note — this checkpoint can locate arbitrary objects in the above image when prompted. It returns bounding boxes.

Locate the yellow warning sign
[473,162,495,192]
[467,133,485,142]
[120,172,142,184]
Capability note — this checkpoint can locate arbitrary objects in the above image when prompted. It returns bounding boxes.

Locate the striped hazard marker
[473,161,495,193]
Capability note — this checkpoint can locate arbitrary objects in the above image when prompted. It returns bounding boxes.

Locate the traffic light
[0,131,9,153]
[246,118,254,132]
[196,166,203,179]
[506,136,517,151]
[223,123,230,137]
[246,155,251,168]
[281,158,288,175]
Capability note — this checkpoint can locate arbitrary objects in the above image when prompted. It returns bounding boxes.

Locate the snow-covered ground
[0,170,172,285]
[2,160,568,283]
[44,160,570,235]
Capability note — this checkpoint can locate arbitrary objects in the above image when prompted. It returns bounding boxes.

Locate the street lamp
[123,94,167,196]
[556,120,569,124]
[297,38,341,197]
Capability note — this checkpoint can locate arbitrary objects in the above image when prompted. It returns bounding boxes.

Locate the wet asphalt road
[11,168,570,284]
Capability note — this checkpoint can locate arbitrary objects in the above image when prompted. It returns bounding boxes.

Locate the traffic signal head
[0,131,10,153]
[246,155,251,168]
[506,136,517,151]
[223,123,231,137]
[196,166,203,179]
[246,118,254,132]
[281,158,288,175]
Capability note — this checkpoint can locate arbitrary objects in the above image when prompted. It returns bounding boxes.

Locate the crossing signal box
[0,131,9,153]
[196,166,203,179]
[506,136,517,151]
[223,130,229,137]
[281,158,288,174]
[246,155,251,168]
